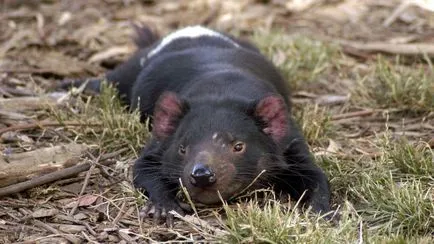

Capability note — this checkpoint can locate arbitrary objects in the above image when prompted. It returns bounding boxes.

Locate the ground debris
[0,0,433,243]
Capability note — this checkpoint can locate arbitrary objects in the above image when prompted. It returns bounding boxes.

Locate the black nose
[190,163,216,187]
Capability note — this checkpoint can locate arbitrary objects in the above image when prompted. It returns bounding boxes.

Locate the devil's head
[152,91,290,204]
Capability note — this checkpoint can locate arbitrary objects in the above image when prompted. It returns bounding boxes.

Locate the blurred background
[1,0,434,84]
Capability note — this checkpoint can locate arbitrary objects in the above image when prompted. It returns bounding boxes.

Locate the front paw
[139,199,192,227]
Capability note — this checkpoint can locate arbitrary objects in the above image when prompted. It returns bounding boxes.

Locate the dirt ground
[0,0,433,243]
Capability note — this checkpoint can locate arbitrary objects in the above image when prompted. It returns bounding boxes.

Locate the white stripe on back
[147,25,239,58]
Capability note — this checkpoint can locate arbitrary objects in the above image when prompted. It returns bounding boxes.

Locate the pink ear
[255,95,289,142]
[153,92,186,139]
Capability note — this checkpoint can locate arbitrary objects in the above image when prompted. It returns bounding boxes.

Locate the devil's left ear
[253,95,289,142]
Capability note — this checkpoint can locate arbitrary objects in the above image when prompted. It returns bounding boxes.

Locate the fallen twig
[0,120,101,134]
[33,220,81,244]
[336,39,434,57]
[68,153,102,216]
[0,95,62,112]
[0,148,128,197]
[0,68,58,74]
[331,109,375,120]
[0,109,32,120]
[112,200,127,226]
[55,214,97,236]
[0,143,88,187]
[0,86,36,97]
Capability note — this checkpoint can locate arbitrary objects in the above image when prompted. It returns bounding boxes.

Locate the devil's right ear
[152,92,188,140]
[253,94,289,143]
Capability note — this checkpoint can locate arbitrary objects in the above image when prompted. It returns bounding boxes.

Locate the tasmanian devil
[63,25,331,224]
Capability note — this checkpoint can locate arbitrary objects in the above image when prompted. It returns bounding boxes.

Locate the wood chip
[32,208,59,218]
[56,224,87,234]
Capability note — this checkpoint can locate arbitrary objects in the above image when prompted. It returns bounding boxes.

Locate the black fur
[64,25,331,221]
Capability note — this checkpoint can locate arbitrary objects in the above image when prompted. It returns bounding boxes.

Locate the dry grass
[49,82,149,155]
[293,103,333,146]
[253,30,340,90]
[351,56,434,113]
[1,0,433,243]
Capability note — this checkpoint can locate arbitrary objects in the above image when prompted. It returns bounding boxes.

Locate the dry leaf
[77,194,99,207]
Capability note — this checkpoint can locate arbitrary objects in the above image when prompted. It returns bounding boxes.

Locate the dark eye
[233,142,245,153]
[178,144,186,155]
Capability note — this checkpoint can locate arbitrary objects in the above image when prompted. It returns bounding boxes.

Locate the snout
[190,163,216,187]
[182,149,240,204]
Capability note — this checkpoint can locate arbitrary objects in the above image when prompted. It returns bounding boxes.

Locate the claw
[139,200,192,227]
[139,203,151,219]
[166,213,175,227]
[143,203,152,213]
[178,201,193,212]
[161,208,167,218]
[153,208,161,223]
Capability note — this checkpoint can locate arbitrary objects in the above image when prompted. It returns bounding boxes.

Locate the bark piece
[0,143,88,187]
[0,92,67,112]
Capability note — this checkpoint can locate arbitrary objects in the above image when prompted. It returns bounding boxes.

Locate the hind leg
[58,46,153,104]
[104,48,151,103]
[58,25,159,105]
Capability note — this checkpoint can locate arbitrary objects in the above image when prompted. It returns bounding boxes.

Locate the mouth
[190,185,244,204]
[180,175,244,204]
